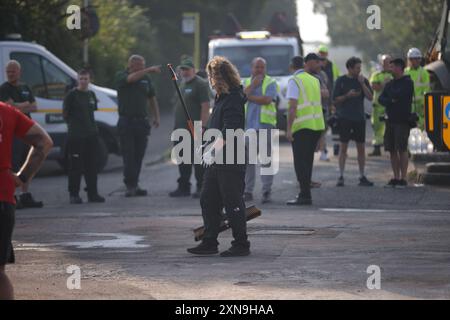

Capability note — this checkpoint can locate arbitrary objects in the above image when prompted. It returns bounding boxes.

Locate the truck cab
[208,31,301,130]
[0,41,120,171]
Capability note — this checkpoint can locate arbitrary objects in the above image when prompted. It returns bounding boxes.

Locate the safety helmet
[407,48,422,59]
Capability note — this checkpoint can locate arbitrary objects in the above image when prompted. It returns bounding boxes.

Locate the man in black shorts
[333,57,374,187]
[0,101,52,299]
[379,58,414,188]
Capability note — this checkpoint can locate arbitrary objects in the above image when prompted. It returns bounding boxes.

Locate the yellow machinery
[424,0,450,152]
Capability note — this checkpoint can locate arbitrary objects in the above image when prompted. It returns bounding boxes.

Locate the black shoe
[136,187,148,196]
[14,196,24,210]
[359,176,374,187]
[192,188,201,199]
[261,192,271,204]
[384,179,398,188]
[397,179,407,189]
[88,194,105,203]
[286,195,312,206]
[169,188,191,198]
[126,187,148,197]
[243,193,253,202]
[336,176,345,187]
[368,146,382,157]
[220,246,251,257]
[187,242,218,255]
[19,192,43,208]
[70,195,83,204]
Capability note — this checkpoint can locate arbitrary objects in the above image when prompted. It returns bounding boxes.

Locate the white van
[208,31,301,130]
[0,41,119,171]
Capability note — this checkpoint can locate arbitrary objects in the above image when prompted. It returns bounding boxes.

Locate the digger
[416,0,450,185]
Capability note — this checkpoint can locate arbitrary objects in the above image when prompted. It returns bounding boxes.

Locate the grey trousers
[245,129,274,195]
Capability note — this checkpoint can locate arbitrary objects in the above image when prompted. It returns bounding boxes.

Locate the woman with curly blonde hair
[187,56,251,257]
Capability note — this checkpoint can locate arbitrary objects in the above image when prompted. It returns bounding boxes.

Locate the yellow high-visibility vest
[243,75,278,126]
[291,71,325,133]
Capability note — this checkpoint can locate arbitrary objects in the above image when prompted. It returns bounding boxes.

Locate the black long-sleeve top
[207,85,247,171]
[379,75,414,124]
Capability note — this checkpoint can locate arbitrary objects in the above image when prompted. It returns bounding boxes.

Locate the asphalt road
[8,115,450,299]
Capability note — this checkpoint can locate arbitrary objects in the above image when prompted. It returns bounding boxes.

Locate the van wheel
[57,136,109,173]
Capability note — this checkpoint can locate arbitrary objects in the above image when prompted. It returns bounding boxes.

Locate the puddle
[248,230,315,236]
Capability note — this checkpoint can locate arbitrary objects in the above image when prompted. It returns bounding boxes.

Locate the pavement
[8,116,450,300]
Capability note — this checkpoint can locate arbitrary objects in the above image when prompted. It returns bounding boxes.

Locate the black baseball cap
[304,53,325,63]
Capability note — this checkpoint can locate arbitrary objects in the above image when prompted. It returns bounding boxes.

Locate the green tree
[311,0,443,61]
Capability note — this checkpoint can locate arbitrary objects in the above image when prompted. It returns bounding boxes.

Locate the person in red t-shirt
[0,101,52,299]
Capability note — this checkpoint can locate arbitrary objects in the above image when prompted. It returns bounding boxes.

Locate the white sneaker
[320,152,329,162]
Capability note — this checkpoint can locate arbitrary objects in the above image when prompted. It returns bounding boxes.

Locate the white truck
[208,31,301,130]
[0,40,120,171]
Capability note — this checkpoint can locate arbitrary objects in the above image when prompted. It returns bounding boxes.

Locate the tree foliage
[311,0,443,60]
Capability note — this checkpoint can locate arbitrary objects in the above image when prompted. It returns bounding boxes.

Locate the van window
[10,52,73,100]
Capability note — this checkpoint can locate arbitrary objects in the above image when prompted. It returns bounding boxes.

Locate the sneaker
[320,152,330,161]
[19,192,43,208]
[70,195,83,204]
[384,179,398,188]
[359,176,374,187]
[88,194,105,203]
[261,192,271,204]
[169,188,190,198]
[336,176,345,187]
[187,242,218,255]
[397,179,408,188]
[220,246,251,257]
[286,195,312,206]
[243,193,253,202]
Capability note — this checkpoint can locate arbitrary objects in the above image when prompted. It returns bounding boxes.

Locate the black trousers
[200,166,249,248]
[292,129,322,199]
[118,117,150,188]
[67,135,100,197]
[0,202,15,265]
[173,136,204,191]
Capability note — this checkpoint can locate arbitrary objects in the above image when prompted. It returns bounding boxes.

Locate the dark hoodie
[379,75,414,124]
[207,85,247,171]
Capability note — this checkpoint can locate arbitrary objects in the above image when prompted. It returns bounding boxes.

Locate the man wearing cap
[405,48,430,129]
[170,58,211,198]
[304,53,330,164]
[286,56,325,206]
[115,55,161,197]
[369,54,393,156]
[318,45,340,97]
[242,57,278,204]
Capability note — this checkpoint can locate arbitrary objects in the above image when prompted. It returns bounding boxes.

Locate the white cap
[407,48,422,59]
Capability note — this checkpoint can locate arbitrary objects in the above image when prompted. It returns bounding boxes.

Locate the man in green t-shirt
[63,69,105,204]
[170,58,211,198]
[369,54,393,156]
[0,60,43,209]
[115,55,161,197]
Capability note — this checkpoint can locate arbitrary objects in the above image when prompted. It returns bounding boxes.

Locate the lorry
[0,40,120,171]
[208,31,301,130]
